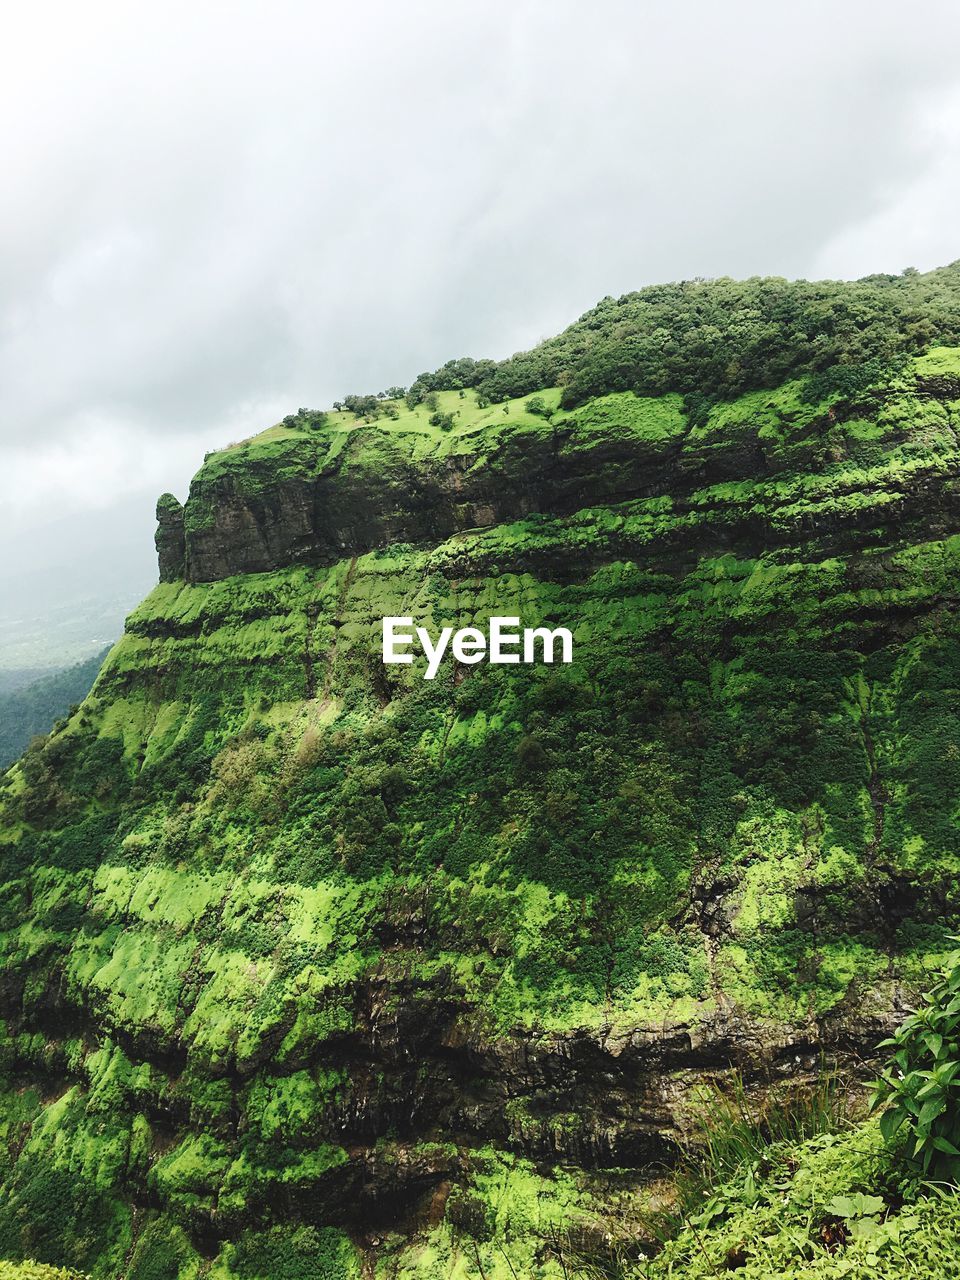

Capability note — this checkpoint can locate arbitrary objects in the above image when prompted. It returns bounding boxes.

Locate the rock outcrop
[155,492,186,581]
[164,375,960,584]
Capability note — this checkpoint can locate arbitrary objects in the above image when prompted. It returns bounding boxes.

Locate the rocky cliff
[156,366,960,585]
[4,335,960,1277]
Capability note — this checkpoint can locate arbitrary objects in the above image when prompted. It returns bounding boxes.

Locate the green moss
[6,348,960,1272]
[0,1263,87,1280]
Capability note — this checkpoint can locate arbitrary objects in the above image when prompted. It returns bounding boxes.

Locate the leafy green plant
[824,1191,887,1242]
[872,942,960,1180]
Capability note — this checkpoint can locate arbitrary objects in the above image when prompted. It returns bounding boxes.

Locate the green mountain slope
[6,274,960,1276]
[0,652,110,770]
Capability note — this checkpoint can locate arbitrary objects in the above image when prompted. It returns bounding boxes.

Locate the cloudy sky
[4,0,960,665]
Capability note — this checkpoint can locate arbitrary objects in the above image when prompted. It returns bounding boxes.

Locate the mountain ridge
[158,346,960,587]
[5,274,960,1275]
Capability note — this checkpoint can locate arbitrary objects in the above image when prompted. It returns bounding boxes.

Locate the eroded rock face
[155,492,186,581]
[162,376,960,584]
[0,946,905,1241]
[176,421,693,582]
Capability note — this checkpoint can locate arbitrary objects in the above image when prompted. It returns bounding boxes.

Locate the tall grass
[666,1067,857,1234]
[558,1067,858,1278]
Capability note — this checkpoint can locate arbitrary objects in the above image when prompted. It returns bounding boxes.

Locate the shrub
[283,408,329,429]
[341,394,380,418]
[872,942,960,1181]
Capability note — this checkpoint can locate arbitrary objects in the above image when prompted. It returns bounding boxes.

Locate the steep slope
[5,327,960,1274]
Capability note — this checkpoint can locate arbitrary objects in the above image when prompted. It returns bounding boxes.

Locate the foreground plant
[872,942,960,1183]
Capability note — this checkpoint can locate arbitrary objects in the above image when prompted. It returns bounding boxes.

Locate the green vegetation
[634,1115,960,1280]
[6,279,960,1274]
[0,1264,86,1280]
[871,942,960,1183]
[406,263,960,411]
[620,953,960,1280]
[0,650,109,769]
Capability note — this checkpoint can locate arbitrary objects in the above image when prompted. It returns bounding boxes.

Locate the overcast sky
[4,0,960,662]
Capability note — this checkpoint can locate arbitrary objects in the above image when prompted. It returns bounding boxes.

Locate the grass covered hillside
[6,273,960,1275]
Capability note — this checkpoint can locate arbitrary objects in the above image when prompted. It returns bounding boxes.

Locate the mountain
[5,270,960,1277]
[0,652,110,770]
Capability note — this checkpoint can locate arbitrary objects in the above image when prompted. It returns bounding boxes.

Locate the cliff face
[155,492,186,582]
[3,349,960,1276]
[162,366,960,586]
[167,392,692,581]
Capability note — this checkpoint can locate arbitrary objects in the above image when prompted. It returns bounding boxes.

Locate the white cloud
[3,0,960,644]
[0,419,211,520]
[812,85,960,279]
